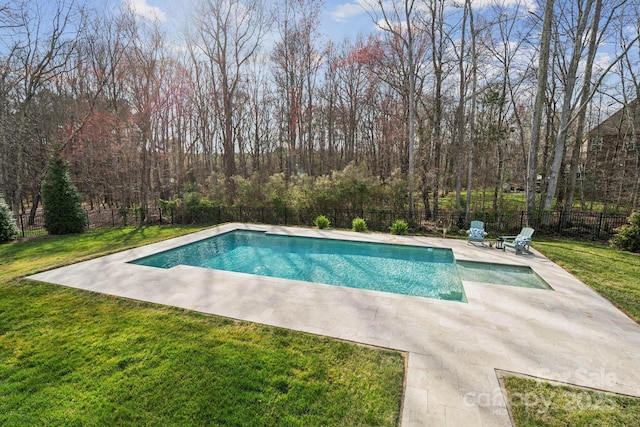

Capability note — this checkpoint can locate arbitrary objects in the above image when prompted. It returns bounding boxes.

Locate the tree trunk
[563,0,602,222]
[454,2,467,214]
[465,0,476,224]
[429,0,445,221]
[526,0,555,221]
[28,192,40,226]
[543,0,594,211]
[404,1,417,220]
[140,137,149,225]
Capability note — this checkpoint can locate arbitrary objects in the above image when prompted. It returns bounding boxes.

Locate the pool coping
[28,223,640,426]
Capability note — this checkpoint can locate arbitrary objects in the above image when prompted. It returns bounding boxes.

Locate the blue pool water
[456,260,551,289]
[130,230,467,302]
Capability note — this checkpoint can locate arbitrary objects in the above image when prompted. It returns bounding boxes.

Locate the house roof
[587,98,640,137]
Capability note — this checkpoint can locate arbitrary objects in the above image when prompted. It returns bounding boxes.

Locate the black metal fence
[14,211,49,239]
[166,206,629,241]
[14,206,631,241]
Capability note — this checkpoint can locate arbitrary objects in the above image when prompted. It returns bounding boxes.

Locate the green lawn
[436,190,625,213]
[3,226,639,426]
[0,226,404,426]
[535,239,640,321]
[503,375,640,427]
[503,239,640,426]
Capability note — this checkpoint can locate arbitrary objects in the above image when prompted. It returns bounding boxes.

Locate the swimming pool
[457,260,551,289]
[130,230,467,302]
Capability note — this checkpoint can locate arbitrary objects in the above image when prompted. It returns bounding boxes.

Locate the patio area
[28,223,640,426]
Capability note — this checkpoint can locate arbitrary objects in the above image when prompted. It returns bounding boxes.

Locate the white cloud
[330,0,374,22]
[469,0,538,13]
[330,0,536,24]
[125,0,166,22]
[376,17,407,33]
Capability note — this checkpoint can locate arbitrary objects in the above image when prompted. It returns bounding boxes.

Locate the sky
[120,0,540,49]
[122,0,380,44]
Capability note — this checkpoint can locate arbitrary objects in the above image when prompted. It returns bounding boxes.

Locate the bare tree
[325,38,372,170]
[526,0,555,220]
[478,0,535,219]
[542,0,639,214]
[0,2,21,199]
[367,0,418,217]
[122,13,168,223]
[243,54,276,175]
[190,0,267,199]
[6,1,83,215]
[614,3,640,210]
[542,0,596,211]
[464,0,478,223]
[451,1,468,214]
[561,0,603,219]
[271,0,324,181]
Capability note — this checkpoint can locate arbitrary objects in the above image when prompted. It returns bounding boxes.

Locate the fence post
[596,212,604,240]
[19,213,25,238]
[557,210,564,234]
[520,210,524,229]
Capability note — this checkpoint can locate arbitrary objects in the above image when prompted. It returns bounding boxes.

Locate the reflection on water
[131,230,467,302]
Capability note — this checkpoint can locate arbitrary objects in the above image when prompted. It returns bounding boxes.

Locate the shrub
[118,206,129,226]
[333,162,376,211]
[159,199,178,217]
[390,219,409,235]
[611,211,640,253]
[42,153,88,235]
[314,215,330,229]
[265,173,288,209]
[382,169,407,211]
[232,173,265,207]
[0,196,18,243]
[131,204,144,223]
[177,192,217,222]
[352,217,368,232]
[189,198,215,218]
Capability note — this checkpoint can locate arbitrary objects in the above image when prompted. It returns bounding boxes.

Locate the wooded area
[1,0,639,227]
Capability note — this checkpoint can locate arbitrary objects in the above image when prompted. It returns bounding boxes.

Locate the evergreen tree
[42,153,88,235]
[0,196,19,243]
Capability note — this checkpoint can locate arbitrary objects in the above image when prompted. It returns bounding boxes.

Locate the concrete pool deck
[28,223,640,426]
